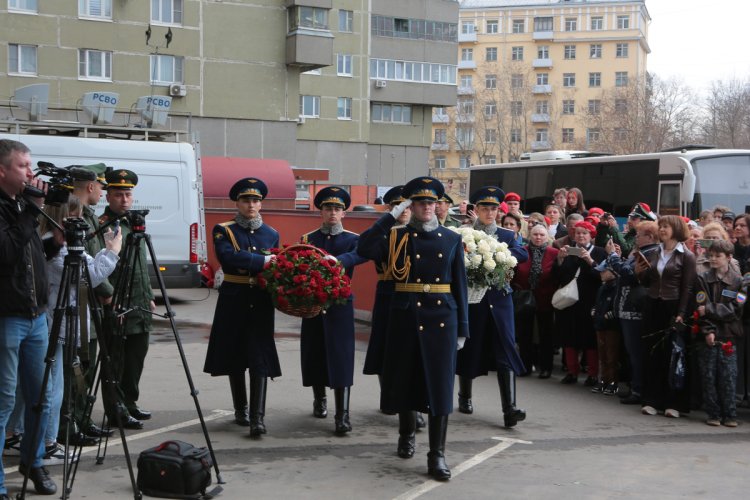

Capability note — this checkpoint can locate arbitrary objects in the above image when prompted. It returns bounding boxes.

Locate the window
[151,0,182,25]
[371,16,457,42]
[537,46,549,59]
[590,16,603,30]
[511,101,523,116]
[461,48,473,61]
[459,155,472,169]
[617,15,630,29]
[485,74,496,89]
[510,129,521,143]
[433,155,446,169]
[511,74,524,88]
[590,44,602,59]
[434,106,446,116]
[457,98,474,115]
[485,129,497,144]
[534,16,553,32]
[511,46,523,61]
[486,20,498,34]
[457,127,473,147]
[337,54,352,76]
[300,95,320,117]
[588,99,601,115]
[337,97,352,119]
[486,47,498,62]
[458,182,467,197]
[460,75,473,87]
[536,100,549,114]
[8,44,37,75]
[564,45,576,59]
[536,128,548,142]
[562,99,575,115]
[536,73,548,85]
[338,9,353,32]
[150,54,183,83]
[484,103,496,117]
[434,129,447,144]
[370,58,457,85]
[615,71,629,87]
[564,17,577,31]
[288,5,328,31]
[614,128,628,141]
[562,128,575,143]
[78,49,112,80]
[461,21,476,34]
[616,43,629,58]
[394,18,410,35]
[589,72,601,87]
[563,73,576,87]
[79,0,112,18]
[483,155,497,165]
[587,128,601,142]
[512,19,524,33]
[615,98,628,114]
[371,103,411,123]
[8,0,36,12]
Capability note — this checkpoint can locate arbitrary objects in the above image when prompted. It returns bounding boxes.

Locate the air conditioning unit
[297,115,306,125]
[375,79,387,88]
[168,83,187,97]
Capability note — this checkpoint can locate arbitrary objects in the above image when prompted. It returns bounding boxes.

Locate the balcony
[532,84,552,94]
[432,113,449,124]
[532,58,553,69]
[457,86,475,96]
[531,140,550,150]
[457,60,477,70]
[455,114,475,124]
[286,29,334,70]
[532,30,554,41]
[431,143,450,151]
[531,113,550,123]
[458,32,477,43]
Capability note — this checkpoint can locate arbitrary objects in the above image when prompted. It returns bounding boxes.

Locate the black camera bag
[137,440,213,499]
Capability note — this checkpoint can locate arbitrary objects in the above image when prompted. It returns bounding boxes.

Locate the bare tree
[699,78,750,149]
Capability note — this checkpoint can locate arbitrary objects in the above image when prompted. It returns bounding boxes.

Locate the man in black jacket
[0,139,57,497]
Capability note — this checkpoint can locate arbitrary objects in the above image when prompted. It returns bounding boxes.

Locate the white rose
[466,242,477,253]
[508,256,518,267]
[483,258,497,271]
[477,239,491,253]
[471,254,483,266]
[464,256,471,267]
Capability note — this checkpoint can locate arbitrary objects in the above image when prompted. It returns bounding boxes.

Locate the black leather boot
[249,376,267,437]
[333,386,352,435]
[229,374,249,426]
[415,412,426,430]
[397,412,417,458]
[312,385,327,418]
[498,369,526,428]
[427,415,451,480]
[458,376,474,414]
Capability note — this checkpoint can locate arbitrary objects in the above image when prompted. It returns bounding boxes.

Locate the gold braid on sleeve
[388,227,411,282]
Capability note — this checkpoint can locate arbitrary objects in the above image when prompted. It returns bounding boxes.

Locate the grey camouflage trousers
[698,343,738,420]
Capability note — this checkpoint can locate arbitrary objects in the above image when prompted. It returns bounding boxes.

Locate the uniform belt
[394,283,451,293]
[223,274,257,285]
[377,273,392,281]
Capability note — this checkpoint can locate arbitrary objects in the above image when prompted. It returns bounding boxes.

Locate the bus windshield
[692,154,750,216]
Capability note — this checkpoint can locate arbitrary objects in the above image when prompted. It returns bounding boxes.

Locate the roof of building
[460,0,643,8]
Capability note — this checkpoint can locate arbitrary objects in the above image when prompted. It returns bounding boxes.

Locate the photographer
[99,169,155,429]
[0,139,57,496]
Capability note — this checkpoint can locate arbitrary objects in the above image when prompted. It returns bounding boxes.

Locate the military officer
[358,176,469,481]
[300,186,367,435]
[436,192,461,228]
[99,168,156,429]
[203,178,280,437]
[456,186,529,428]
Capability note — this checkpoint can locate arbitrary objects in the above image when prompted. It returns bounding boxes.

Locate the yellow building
[431,0,650,202]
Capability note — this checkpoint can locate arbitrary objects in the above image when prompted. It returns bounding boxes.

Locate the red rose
[298,263,310,272]
[277,296,288,308]
[316,291,328,304]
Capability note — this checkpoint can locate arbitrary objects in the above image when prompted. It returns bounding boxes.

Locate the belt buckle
[422,284,431,293]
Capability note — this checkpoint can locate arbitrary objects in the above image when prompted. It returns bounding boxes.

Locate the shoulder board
[219,221,236,228]
[343,229,360,236]
[302,230,317,239]
[98,214,109,224]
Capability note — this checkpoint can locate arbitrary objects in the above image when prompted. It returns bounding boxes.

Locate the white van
[0,129,207,288]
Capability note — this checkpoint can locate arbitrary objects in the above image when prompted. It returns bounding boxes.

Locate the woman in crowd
[695,222,740,274]
[733,214,750,272]
[501,212,524,245]
[545,203,566,240]
[512,224,560,379]
[565,187,586,216]
[697,210,712,227]
[636,215,696,418]
[556,221,607,385]
[527,212,552,241]
[552,188,568,212]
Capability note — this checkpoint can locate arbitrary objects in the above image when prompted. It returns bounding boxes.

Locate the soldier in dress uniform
[99,168,155,429]
[203,178,280,437]
[435,192,461,228]
[456,186,529,428]
[300,186,367,435]
[358,176,469,481]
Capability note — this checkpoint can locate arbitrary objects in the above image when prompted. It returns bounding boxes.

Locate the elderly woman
[557,221,608,385]
[695,222,740,274]
[512,224,560,378]
[636,215,696,418]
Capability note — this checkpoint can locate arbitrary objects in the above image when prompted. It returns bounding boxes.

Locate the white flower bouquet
[450,227,518,303]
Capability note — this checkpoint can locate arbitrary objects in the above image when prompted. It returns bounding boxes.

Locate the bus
[469,148,750,219]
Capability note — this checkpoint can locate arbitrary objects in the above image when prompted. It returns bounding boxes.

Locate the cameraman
[0,139,57,496]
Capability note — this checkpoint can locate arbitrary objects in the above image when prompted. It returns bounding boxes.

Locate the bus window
[658,182,680,216]
[692,154,750,216]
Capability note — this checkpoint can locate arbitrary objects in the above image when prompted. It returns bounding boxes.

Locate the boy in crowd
[592,260,620,395]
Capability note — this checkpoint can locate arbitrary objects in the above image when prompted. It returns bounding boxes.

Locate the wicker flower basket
[467,284,488,304]
[274,244,326,318]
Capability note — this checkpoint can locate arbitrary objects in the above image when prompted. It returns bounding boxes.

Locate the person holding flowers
[357,176,468,481]
[203,178,280,437]
[455,186,529,428]
[300,187,367,435]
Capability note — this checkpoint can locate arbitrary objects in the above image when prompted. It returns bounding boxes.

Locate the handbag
[137,440,215,499]
[513,289,536,317]
[552,268,580,310]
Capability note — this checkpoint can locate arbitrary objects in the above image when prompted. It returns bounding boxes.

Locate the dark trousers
[119,332,150,410]
[596,329,620,384]
[620,319,644,395]
[699,343,738,419]
[517,310,555,373]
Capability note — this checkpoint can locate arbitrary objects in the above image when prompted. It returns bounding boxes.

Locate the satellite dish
[13,83,49,121]
[135,95,172,128]
[82,92,119,125]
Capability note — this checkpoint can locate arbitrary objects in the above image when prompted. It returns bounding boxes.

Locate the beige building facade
[0,0,458,190]
[431,0,650,202]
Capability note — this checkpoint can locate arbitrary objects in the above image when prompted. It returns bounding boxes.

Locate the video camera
[25,161,105,206]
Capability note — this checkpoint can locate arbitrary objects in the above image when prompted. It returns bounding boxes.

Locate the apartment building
[431,0,650,201]
[0,0,458,192]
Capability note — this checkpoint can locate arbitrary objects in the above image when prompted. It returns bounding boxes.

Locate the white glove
[324,255,338,262]
[264,255,275,264]
[457,337,466,350]
[390,199,413,219]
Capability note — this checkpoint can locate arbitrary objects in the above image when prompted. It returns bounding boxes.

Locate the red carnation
[722,341,735,356]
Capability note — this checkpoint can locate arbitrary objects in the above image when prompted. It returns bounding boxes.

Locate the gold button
[419,325,424,331]
[437,300,442,305]
[423,284,431,292]
[416,254,421,259]
[413,232,418,237]
[416,278,421,283]
[417,302,422,307]
[438,253,443,258]
[435,278,440,282]
[440,323,445,328]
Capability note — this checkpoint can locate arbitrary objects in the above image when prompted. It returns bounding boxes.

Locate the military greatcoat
[363,261,394,375]
[203,220,281,377]
[300,228,367,388]
[358,214,469,416]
